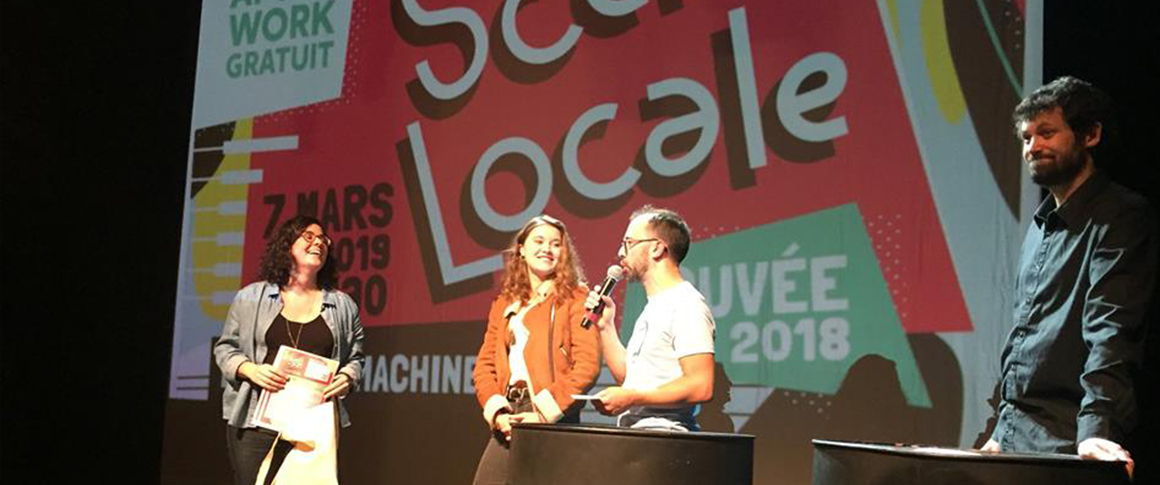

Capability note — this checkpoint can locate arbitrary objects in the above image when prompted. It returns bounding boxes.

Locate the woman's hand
[494,412,522,441]
[494,411,543,442]
[322,373,352,400]
[511,411,543,424]
[238,362,287,392]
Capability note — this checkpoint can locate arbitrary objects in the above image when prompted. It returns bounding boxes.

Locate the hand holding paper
[322,373,351,400]
[241,362,288,392]
[251,346,340,432]
[593,387,639,415]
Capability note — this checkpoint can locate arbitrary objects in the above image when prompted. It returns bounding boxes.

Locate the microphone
[582,265,624,328]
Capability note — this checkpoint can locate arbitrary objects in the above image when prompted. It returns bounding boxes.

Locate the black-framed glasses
[622,237,659,254]
[299,231,332,247]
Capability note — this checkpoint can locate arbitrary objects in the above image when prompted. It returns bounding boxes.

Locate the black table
[812,439,1131,485]
[510,423,754,485]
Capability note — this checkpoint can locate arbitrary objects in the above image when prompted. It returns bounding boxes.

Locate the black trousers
[225,425,293,485]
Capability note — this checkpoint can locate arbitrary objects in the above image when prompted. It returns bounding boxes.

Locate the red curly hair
[499,215,586,305]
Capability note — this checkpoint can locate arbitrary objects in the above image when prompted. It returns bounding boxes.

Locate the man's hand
[1078,438,1134,478]
[238,362,287,392]
[979,439,1000,453]
[584,288,617,333]
[587,285,628,384]
[594,386,639,415]
[322,373,351,400]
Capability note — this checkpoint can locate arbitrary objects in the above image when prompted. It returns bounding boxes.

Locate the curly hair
[257,215,340,290]
[498,215,586,305]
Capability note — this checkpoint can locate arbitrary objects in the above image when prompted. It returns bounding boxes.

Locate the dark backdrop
[2,1,1157,482]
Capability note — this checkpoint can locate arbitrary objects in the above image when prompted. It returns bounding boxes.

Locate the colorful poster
[164,1,1040,483]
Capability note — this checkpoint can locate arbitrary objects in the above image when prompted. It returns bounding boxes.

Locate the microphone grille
[606,265,624,280]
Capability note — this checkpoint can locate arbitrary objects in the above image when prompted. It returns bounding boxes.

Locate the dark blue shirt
[993,171,1157,453]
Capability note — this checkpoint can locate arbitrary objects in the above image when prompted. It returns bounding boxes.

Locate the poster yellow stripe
[920,0,967,124]
[192,118,253,320]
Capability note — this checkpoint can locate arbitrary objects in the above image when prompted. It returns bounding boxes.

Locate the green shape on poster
[621,204,931,407]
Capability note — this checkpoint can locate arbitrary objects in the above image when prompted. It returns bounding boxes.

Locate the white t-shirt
[620,281,715,431]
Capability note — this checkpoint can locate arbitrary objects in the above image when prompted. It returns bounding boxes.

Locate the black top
[993,171,1157,453]
[263,313,335,364]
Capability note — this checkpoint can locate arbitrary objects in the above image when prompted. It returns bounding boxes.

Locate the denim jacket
[213,281,366,428]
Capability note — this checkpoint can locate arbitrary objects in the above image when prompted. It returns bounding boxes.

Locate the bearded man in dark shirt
[980,77,1156,478]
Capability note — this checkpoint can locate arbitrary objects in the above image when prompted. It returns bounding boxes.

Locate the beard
[621,260,643,282]
[1028,142,1087,187]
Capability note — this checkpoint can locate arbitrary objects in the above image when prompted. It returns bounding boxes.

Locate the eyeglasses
[299,231,332,247]
[622,237,659,254]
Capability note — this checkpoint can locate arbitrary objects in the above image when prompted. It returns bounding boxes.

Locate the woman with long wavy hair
[471,214,601,485]
[214,215,365,485]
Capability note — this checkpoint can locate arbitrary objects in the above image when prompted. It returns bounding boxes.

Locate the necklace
[286,317,306,349]
[280,288,319,349]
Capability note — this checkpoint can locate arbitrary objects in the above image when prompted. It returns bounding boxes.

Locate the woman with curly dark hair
[214,215,365,485]
[471,214,601,485]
